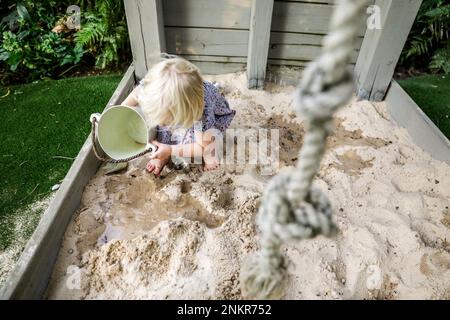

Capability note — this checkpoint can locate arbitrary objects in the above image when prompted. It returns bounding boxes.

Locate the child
[122,57,235,176]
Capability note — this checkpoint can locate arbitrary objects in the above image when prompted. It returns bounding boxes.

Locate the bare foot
[146,157,169,177]
[202,152,220,171]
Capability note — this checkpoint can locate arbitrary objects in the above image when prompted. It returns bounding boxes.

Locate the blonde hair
[138,57,204,128]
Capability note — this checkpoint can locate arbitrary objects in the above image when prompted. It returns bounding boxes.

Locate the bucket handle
[90,115,157,163]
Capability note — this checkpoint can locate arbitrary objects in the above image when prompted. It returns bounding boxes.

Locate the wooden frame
[385,81,450,164]
[247,0,274,89]
[124,0,166,80]
[355,0,423,101]
[0,66,136,300]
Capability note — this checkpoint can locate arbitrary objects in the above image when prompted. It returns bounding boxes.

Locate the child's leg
[202,129,222,171]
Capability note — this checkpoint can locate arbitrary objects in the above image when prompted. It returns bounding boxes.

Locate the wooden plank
[275,0,332,3]
[386,81,450,164]
[163,0,252,30]
[165,27,249,57]
[0,66,136,300]
[269,32,363,63]
[268,59,309,67]
[179,54,246,63]
[271,1,369,36]
[191,61,246,75]
[246,0,274,89]
[171,54,246,74]
[355,0,422,101]
[124,0,166,79]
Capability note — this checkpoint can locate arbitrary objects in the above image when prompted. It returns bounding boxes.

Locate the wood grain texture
[163,0,252,29]
[271,1,370,35]
[165,27,249,57]
[247,0,275,89]
[355,0,422,101]
[124,0,165,79]
[269,32,362,62]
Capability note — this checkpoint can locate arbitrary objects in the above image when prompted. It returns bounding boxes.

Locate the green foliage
[399,74,450,139]
[0,74,122,250]
[0,1,130,84]
[0,2,82,82]
[401,0,450,73]
[429,41,450,73]
[74,0,129,69]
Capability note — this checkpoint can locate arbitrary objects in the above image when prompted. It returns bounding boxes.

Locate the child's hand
[146,141,172,177]
[148,141,172,162]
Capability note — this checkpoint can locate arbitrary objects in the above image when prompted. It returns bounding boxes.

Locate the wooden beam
[386,81,450,165]
[355,0,422,101]
[124,0,166,80]
[0,66,136,300]
[247,0,274,89]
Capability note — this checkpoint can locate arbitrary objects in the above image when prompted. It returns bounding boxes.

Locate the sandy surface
[46,72,450,300]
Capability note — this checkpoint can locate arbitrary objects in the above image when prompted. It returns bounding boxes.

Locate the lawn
[0,75,122,267]
[398,74,450,139]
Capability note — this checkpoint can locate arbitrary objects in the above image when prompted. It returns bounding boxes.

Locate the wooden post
[355,0,422,101]
[124,0,166,80]
[247,0,274,89]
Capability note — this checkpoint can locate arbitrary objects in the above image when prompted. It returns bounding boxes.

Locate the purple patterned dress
[140,81,235,145]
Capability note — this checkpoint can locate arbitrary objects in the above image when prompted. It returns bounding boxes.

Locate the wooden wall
[164,0,251,74]
[163,0,371,74]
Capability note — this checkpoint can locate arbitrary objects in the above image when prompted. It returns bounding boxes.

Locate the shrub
[0,0,130,84]
[0,1,83,83]
[400,0,450,73]
[74,0,129,69]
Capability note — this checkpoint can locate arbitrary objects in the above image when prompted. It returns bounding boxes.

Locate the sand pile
[46,72,450,300]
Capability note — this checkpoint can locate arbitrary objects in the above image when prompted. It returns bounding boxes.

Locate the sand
[46,72,450,300]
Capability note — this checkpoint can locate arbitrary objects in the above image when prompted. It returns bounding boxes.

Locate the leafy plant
[74,0,129,69]
[429,41,450,73]
[0,1,82,82]
[400,0,450,73]
[0,0,131,84]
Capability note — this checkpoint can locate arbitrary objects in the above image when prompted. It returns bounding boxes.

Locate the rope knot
[240,172,338,299]
[259,172,338,244]
[294,61,354,122]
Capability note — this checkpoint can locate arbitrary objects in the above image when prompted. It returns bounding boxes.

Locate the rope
[240,0,368,299]
[90,117,156,164]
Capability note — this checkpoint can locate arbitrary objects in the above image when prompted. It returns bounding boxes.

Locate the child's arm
[121,86,140,106]
[149,130,216,161]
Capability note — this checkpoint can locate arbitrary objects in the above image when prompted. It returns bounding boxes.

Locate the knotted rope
[240,0,368,299]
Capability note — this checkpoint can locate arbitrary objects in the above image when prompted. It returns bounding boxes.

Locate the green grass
[398,74,450,139]
[0,75,122,252]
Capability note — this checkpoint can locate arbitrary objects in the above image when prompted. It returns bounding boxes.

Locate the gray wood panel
[163,0,252,29]
[165,27,249,57]
[269,32,363,63]
[124,0,165,79]
[192,61,246,75]
[174,54,246,75]
[271,1,370,35]
[355,0,422,101]
[386,81,450,164]
[275,0,332,2]
[247,0,275,89]
[166,28,362,63]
